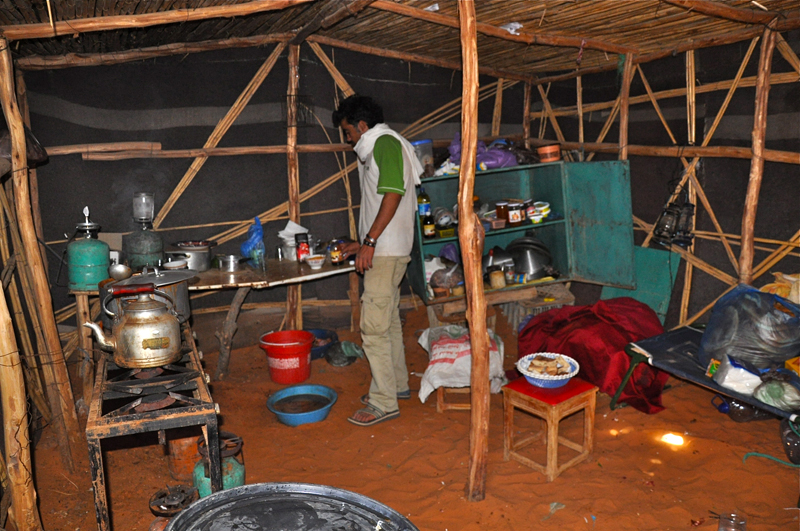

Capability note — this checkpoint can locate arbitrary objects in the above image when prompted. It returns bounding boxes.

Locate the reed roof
[1,1,799,77]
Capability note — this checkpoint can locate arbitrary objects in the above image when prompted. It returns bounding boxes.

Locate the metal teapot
[84,283,182,369]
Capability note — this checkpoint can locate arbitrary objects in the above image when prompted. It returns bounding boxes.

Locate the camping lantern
[653,202,681,245]
[673,202,696,248]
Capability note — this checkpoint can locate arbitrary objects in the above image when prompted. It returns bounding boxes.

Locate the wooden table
[190,259,355,379]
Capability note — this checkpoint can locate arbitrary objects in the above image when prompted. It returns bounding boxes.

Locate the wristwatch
[363,235,377,247]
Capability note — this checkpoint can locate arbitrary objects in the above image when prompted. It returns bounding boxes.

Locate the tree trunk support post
[285,44,302,330]
[214,287,251,380]
[740,25,777,284]
[0,37,80,472]
[459,0,490,503]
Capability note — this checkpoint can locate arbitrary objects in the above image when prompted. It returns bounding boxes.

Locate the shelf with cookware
[407,160,637,306]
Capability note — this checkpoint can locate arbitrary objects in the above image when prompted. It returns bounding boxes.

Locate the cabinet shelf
[409,161,635,305]
[420,218,565,246]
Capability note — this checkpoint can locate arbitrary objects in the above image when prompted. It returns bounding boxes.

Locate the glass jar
[507,203,524,227]
[495,201,509,221]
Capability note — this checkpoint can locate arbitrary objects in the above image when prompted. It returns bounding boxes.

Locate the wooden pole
[0,0,313,41]
[0,283,42,531]
[13,71,46,279]
[154,42,286,228]
[680,50,697,323]
[458,0,490,503]
[286,44,302,330]
[618,53,635,160]
[522,82,532,150]
[740,25,777,284]
[491,79,504,136]
[0,38,79,472]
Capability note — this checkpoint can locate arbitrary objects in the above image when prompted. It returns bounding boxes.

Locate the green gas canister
[193,432,245,498]
[67,207,109,291]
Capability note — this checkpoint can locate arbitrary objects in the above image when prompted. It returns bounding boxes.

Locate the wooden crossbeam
[663,0,780,25]
[290,0,376,44]
[371,0,635,55]
[15,34,292,71]
[0,0,313,41]
[153,42,287,228]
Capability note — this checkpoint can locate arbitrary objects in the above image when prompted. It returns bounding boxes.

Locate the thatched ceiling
[0,1,799,78]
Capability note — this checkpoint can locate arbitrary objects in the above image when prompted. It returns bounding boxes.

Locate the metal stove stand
[85,324,222,531]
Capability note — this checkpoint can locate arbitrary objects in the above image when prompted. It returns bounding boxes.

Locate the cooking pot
[104,267,196,326]
[506,237,552,279]
[172,240,216,272]
[84,283,182,369]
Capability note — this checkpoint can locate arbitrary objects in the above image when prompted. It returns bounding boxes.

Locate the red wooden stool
[502,376,598,482]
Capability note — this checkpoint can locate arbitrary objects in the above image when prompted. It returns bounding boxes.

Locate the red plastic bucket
[259,330,314,384]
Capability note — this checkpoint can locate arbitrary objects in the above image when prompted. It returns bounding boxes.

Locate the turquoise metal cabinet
[407,160,635,304]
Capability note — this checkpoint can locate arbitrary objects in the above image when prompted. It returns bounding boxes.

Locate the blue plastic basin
[266,384,338,427]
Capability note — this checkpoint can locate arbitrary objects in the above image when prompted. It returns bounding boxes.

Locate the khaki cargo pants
[361,255,411,414]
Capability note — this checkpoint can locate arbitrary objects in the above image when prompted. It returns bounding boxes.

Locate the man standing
[333,95,423,426]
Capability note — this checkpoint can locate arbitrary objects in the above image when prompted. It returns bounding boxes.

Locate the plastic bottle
[780,418,800,464]
[417,187,431,218]
[726,399,773,422]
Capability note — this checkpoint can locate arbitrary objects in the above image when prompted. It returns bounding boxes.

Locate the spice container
[329,240,345,265]
[507,203,524,227]
[495,201,509,221]
[295,233,310,262]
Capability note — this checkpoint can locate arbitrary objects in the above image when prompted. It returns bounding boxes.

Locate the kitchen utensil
[110,267,196,324]
[108,263,133,281]
[507,237,552,279]
[174,240,216,272]
[267,384,338,427]
[85,283,182,369]
[217,254,245,272]
[305,255,325,270]
[516,353,579,388]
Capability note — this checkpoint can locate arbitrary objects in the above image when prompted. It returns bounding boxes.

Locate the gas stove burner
[149,484,199,517]
[134,393,176,413]
[133,367,165,379]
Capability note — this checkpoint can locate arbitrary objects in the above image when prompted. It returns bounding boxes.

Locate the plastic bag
[240,217,265,263]
[698,284,800,370]
[753,371,800,412]
[712,355,762,395]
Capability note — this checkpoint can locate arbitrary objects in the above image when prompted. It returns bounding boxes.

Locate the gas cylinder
[193,432,245,498]
[67,207,110,291]
[122,223,163,271]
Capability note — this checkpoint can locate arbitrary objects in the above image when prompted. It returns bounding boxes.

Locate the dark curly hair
[332,95,384,128]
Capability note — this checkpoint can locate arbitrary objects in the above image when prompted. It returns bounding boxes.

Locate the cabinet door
[564,161,635,288]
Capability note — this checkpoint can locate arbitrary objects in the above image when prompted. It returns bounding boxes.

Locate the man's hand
[354,243,375,273]
[340,241,373,273]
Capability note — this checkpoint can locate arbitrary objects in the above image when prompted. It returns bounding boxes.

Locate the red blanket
[518,297,669,414]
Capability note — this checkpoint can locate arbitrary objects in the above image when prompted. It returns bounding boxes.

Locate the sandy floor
[35,306,799,531]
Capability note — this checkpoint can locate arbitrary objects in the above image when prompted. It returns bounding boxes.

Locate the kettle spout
[83,322,115,351]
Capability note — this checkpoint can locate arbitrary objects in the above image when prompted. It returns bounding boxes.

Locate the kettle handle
[101,283,174,317]
[102,283,155,317]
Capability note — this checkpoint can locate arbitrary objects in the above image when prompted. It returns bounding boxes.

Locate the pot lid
[175,240,216,250]
[113,267,196,287]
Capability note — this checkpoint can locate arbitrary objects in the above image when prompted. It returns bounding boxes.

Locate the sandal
[360,390,412,405]
[347,404,400,426]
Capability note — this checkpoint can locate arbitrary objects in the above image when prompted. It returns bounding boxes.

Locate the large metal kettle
[84,283,182,369]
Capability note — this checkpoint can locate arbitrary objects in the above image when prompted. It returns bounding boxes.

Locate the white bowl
[516,353,579,388]
[306,255,325,270]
